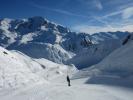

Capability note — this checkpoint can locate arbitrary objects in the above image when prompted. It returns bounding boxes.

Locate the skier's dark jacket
[67,75,70,82]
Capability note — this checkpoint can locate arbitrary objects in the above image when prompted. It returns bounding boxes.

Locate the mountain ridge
[0,16,131,68]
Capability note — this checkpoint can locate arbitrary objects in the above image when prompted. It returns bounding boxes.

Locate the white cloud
[122,7,133,19]
[103,6,133,19]
[103,10,121,18]
[72,24,133,34]
[94,0,103,10]
[78,0,103,10]
[29,1,90,18]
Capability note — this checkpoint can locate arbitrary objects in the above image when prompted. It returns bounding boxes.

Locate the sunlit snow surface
[0,43,133,100]
[0,78,133,100]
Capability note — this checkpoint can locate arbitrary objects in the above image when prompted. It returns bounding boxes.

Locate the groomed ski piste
[0,72,133,100]
[1,78,133,100]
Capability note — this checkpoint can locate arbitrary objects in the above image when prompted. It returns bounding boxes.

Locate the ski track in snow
[1,79,133,100]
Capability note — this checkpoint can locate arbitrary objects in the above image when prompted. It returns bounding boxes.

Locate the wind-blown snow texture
[0,17,131,68]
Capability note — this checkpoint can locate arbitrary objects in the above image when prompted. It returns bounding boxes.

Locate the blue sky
[0,0,133,33]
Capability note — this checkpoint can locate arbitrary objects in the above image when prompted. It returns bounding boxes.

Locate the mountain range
[0,16,131,69]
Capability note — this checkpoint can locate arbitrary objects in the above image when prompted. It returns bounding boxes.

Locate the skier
[67,75,71,86]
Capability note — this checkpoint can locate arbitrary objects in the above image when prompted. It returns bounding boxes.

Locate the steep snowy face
[95,34,133,77]
[72,35,133,87]
[16,17,45,34]
[67,39,122,69]
[73,34,133,79]
[0,18,18,47]
[0,17,130,66]
[12,43,72,63]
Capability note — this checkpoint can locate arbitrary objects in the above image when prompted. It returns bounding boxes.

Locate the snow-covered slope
[1,74,133,100]
[72,35,133,86]
[0,46,45,89]
[93,35,133,77]
[67,39,122,69]
[11,43,72,63]
[0,46,76,90]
